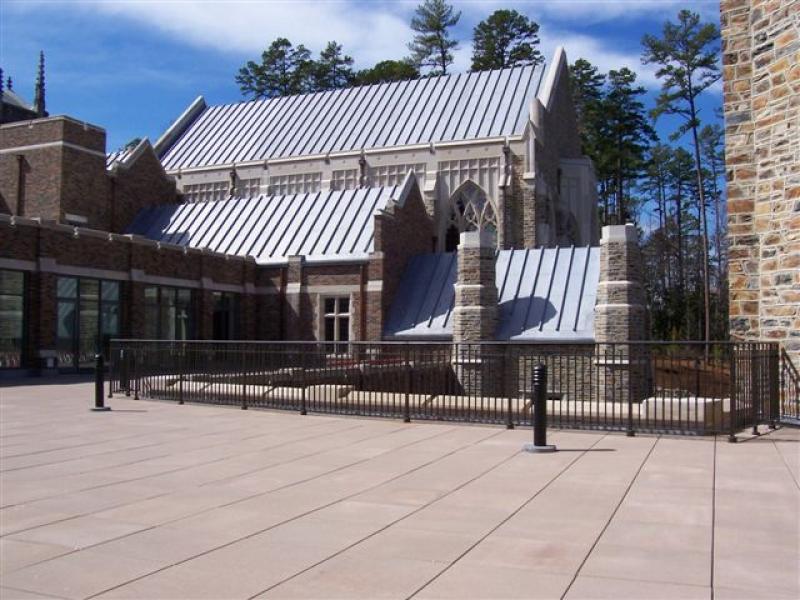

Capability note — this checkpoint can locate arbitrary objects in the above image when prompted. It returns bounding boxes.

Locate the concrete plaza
[0,379,798,600]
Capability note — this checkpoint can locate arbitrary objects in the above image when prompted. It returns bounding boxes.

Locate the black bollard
[91,353,111,412]
[523,363,555,453]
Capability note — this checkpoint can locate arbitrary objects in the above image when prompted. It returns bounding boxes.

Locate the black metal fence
[108,340,784,436]
[780,348,800,425]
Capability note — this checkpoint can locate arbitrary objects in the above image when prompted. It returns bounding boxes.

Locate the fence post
[133,348,139,400]
[300,367,307,415]
[122,348,130,397]
[751,346,759,436]
[403,349,411,423]
[524,363,556,453]
[768,345,778,429]
[107,346,114,399]
[506,346,514,430]
[728,346,738,443]
[178,344,185,405]
[91,353,111,412]
[627,343,635,437]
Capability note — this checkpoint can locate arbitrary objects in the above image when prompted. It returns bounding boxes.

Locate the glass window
[143,285,193,340]
[56,277,122,370]
[0,270,25,369]
[212,291,239,340]
[322,296,350,354]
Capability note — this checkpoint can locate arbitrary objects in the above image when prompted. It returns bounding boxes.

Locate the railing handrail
[110,338,778,348]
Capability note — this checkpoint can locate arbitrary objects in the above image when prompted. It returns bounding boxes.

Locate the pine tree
[354,60,419,85]
[408,0,461,76]
[643,9,720,349]
[471,9,542,71]
[236,38,313,99]
[313,41,355,91]
[602,68,656,223]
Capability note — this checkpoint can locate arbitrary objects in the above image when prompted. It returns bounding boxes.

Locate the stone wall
[721,0,800,366]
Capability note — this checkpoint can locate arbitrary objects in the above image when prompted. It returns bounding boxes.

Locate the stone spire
[33,51,46,117]
[6,76,12,90]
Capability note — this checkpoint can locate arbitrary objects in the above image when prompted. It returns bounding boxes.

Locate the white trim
[166,136,524,178]
[0,258,37,272]
[39,258,129,282]
[0,140,106,158]
[153,96,207,156]
[366,280,383,292]
[64,213,88,225]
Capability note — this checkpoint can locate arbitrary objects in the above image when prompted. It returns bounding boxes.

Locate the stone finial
[34,51,46,117]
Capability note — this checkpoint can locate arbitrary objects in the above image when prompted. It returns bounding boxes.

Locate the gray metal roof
[106,147,132,169]
[126,185,403,264]
[384,246,600,342]
[159,64,544,171]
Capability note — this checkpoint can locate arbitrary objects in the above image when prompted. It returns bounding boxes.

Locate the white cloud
[454,0,719,26]
[72,0,413,67]
[540,29,661,88]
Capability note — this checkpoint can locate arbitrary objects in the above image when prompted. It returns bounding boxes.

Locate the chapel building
[0,48,644,376]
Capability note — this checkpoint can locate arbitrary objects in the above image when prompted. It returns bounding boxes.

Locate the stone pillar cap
[459,230,495,248]
[601,223,638,243]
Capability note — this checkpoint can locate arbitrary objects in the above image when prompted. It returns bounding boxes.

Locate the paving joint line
[4,424,461,576]
[250,430,532,598]
[83,426,499,599]
[772,439,800,490]
[406,433,609,600]
[558,435,661,600]
[0,420,367,510]
[0,421,372,535]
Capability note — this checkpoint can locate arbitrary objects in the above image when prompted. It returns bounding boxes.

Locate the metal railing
[780,348,800,425]
[108,340,781,436]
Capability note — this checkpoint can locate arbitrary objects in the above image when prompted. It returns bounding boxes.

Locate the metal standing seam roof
[106,147,132,169]
[383,246,600,342]
[158,63,545,171]
[125,185,403,264]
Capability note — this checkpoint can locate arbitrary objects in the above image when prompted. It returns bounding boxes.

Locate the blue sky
[2,0,723,191]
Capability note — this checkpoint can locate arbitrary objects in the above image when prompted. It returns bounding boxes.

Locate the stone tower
[720,0,799,366]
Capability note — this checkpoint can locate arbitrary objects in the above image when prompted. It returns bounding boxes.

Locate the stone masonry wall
[721,0,800,366]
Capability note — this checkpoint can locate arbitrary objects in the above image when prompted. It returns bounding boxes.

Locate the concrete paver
[1,379,798,599]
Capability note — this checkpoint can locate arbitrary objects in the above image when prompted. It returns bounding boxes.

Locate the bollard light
[523,363,555,453]
[91,353,111,412]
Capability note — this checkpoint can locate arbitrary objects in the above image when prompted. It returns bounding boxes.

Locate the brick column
[451,230,500,396]
[594,224,651,403]
[284,255,305,340]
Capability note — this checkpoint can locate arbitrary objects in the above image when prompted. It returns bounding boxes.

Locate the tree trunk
[688,95,711,360]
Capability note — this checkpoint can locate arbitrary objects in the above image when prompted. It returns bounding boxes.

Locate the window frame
[320,295,352,355]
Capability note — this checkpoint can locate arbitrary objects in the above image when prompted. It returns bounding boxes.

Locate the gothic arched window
[446,181,498,249]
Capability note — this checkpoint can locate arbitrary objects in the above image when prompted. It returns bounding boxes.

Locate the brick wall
[721,0,800,365]
[0,117,177,234]
[369,182,434,340]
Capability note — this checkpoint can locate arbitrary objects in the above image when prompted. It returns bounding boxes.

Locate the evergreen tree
[354,60,419,85]
[313,41,355,91]
[236,38,313,99]
[602,68,656,222]
[471,9,542,71]
[408,0,461,76]
[569,59,605,155]
[643,9,720,349]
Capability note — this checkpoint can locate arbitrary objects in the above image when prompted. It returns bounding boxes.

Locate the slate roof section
[126,185,402,265]
[158,64,544,170]
[384,246,600,342]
